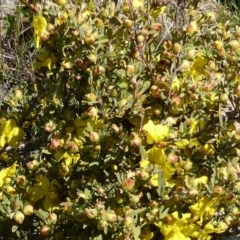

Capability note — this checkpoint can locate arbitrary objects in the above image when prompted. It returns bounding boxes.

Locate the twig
[19,0,39,14]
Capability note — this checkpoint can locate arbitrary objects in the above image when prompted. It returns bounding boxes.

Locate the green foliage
[2,0,240,239]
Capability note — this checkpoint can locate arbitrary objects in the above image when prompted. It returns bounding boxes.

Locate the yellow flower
[204,221,228,234]
[57,12,68,25]
[191,55,208,76]
[140,159,151,169]
[175,139,189,149]
[132,0,144,9]
[34,51,57,70]
[189,196,221,225]
[0,162,17,188]
[33,15,47,49]
[192,176,208,187]
[188,119,199,135]
[184,54,208,82]
[0,119,25,149]
[156,211,200,240]
[27,176,50,202]
[147,147,175,181]
[140,226,154,240]
[171,77,181,91]
[142,120,169,144]
[150,5,166,18]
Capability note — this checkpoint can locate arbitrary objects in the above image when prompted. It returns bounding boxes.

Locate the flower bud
[124,19,133,29]
[173,42,182,53]
[229,40,240,50]
[122,179,135,191]
[23,205,34,216]
[26,160,39,171]
[235,85,240,97]
[219,93,228,103]
[151,23,162,31]
[87,53,97,63]
[84,33,95,45]
[41,225,52,236]
[106,210,117,222]
[89,131,100,143]
[44,121,55,132]
[85,93,97,102]
[14,89,23,100]
[180,60,191,72]
[50,138,62,150]
[150,207,159,216]
[87,107,98,117]
[214,40,224,50]
[94,65,105,75]
[187,49,198,59]
[97,219,108,230]
[236,26,240,37]
[231,206,240,217]
[130,48,140,59]
[207,60,216,70]
[126,65,135,76]
[130,133,142,147]
[85,209,98,219]
[186,21,198,36]
[136,35,145,44]
[217,48,226,57]
[59,164,70,176]
[224,215,233,226]
[212,186,224,197]
[48,213,58,224]
[67,141,79,153]
[124,216,134,228]
[16,175,26,186]
[188,188,198,198]
[14,211,25,224]
[136,171,149,181]
[183,159,193,171]
[129,194,141,204]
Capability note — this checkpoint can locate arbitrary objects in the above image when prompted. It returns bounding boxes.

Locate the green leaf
[159,207,169,219]
[139,145,147,160]
[35,209,48,221]
[158,170,165,197]
[138,81,150,95]
[87,122,93,132]
[133,226,141,240]
[104,225,108,234]
[16,230,21,238]
[12,225,18,233]
[95,38,109,45]
[3,195,10,205]
[128,208,146,217]
[96,235,103,240]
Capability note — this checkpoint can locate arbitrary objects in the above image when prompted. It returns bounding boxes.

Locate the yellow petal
[7,126,25,148]
[0,162,17,188]
[143,120,169,144]
[28,176,50,202]
[148,147,165,165]
[175,139,189,149]
[0,136,7,149]
[33,15,47,49]
[132,0,144,9]
[43,193,60,212]
[140,159,150,169]
[150,6,167,18]
[147,147,175,181]
[171,77,180,91]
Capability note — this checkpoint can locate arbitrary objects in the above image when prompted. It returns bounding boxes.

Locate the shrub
[1,0,240,239]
